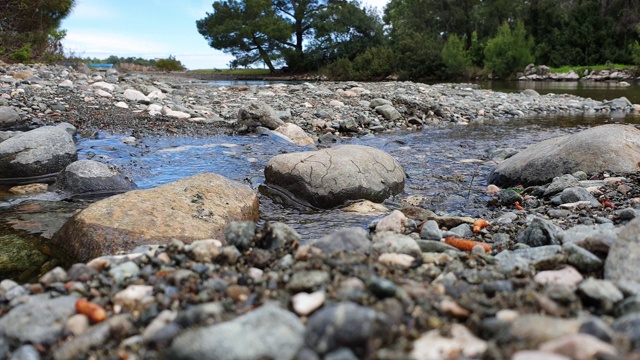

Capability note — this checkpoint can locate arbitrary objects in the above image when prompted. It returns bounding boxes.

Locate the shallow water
[1,113,639,281]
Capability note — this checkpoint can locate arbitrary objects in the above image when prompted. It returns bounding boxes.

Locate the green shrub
[324,58,355,80]
[352,46,397,79]
[155,56,186,71]
[441,34,472,77]
[9,44,33,63]
[484,21,534,78]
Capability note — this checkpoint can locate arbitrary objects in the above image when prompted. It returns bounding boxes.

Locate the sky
[61,0,390,70]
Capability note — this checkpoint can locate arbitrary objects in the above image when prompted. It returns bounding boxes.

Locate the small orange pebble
[472,219,489,233]
[444,236,491,253]
[75,298,107,323]
[514,201,524,210]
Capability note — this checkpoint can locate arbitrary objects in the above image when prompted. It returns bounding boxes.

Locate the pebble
[291,291,326,316]
[411,324,487,360]
[534,266,584,287]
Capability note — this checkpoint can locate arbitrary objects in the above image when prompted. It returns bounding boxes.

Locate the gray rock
[562,223,619,256]
[264,145,405,208]
[496,245,566,274]
[556,187,600,206]
[287,271,330,292]
[444,223,473,239]
[369,99,392,108]
[563,243,603,273]
[10,344,40,360]
[488,124,640,187]
[224,221,256,250]
[258,222,301,250]
[375,104,402,121]
[416,240,459,253]
[544,175,580,197]
[52,160,137,197]
[0,123,77,184]
[419,220,442,240]
[123,88,150,103]
[522,89,540,97]
[305,302,387,355]
[0,106,20,130]
[498,189,523,206]
[517,217,563,247]
[0,337,7,360]
[165,304,304,360]
[613,313,640,350]
[52,315,134,360]
[371,231,421,257]
[0,296,76,344]
[578,278,623,314]
[605,218,640,288]
[616,295,640,317]
[309,227,371,255]
[108,261,140,283]
[238,101,285,130]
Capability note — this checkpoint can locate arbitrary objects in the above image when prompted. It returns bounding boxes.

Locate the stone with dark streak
[264,145,405,208]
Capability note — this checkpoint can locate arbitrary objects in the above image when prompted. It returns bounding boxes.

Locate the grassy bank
[550,64,635,74]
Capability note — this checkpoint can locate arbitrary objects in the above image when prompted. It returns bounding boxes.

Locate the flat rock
[50,173,259,263]
[264,145,405,208]
[488,124,640,187]
[165,304,304,360]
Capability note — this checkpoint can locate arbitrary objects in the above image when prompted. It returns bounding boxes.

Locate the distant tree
[484,21,534,77]
[196,0,292,71]
[441,34,472,76]
[155,55,186,71]
[309,2,385,64]
[0,0,76,62]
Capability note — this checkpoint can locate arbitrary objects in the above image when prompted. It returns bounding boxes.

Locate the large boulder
[0,122,77,184]
[50,173,259,263]
[264,145,405,208]
[52,160,137,198]
[488,124,640,187]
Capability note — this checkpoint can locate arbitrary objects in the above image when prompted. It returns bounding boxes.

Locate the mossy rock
[0,234,48,272]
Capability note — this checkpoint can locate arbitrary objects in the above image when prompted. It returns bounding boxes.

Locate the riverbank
[3,63,640,359]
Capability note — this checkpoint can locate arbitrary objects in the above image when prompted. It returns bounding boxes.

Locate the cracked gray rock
[264,145,405,208]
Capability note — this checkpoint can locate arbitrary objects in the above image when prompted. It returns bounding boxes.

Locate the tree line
[197,0,640,80]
